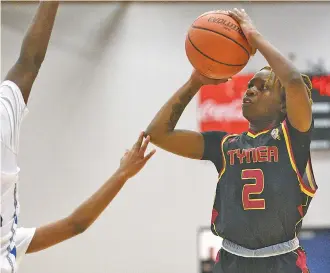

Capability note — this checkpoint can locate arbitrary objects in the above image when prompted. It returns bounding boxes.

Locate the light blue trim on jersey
[5,184,19,273]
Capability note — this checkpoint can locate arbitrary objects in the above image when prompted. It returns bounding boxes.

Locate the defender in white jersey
[0,79,156,270]
[1,2,156,272]
[1,2,59,271]
[0,81,34,272]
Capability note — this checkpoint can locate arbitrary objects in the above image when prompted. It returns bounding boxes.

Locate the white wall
[1,2,330,273]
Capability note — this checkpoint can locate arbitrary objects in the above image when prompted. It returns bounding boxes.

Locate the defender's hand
[118,132,156,179]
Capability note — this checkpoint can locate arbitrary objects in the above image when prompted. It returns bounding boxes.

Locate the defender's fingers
[142,149,156,162]
[132,131,144,150]
[140,135,150,155]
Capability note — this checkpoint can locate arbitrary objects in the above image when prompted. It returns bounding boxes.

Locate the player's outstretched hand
[118,132,156,179]
[190,70,230,86]
[228,8,258,55]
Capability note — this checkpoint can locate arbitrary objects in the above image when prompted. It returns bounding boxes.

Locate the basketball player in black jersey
[145,8,317,273]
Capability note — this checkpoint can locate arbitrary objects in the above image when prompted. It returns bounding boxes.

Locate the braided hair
[259,66,313,105]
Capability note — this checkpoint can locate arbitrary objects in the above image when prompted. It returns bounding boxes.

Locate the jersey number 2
[241,169,265,210]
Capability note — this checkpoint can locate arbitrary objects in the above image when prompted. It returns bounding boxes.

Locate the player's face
[242,69,283,123]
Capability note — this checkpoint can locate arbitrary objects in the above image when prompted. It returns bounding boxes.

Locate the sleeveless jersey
[1,81,35,273]
[201,119,317,249]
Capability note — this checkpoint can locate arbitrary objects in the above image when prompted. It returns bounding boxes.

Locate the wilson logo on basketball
[207,17,244,36]
[186,11,253,79]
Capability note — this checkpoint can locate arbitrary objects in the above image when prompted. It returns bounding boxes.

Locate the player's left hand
[117,132,156,179]
[228,8,258,55]
[190,70,231,86]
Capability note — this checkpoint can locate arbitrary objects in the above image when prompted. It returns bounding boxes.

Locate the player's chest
[223,131,287,167]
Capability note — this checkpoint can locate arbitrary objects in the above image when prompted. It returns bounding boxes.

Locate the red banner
[311,75,330,96]
[197,74,253,134]
[197,73,330,134]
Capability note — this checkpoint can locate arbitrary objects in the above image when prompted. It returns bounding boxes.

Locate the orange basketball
[185,11,252,79]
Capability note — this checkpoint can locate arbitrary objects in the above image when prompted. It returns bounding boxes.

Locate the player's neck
[249,120,279,133]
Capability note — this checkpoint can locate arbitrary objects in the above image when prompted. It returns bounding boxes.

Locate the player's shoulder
[0,80,26,109]
[280,117,314,138]
[222,132,243,144]
[0,80,21,95]
[201,130,228,144]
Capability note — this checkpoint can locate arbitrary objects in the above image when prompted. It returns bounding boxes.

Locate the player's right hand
[117,132,156,179]
[190,70,230,86]
[228,8,258,55]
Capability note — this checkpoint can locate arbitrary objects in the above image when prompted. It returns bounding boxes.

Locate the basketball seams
[192,12,250,47]
[186,11,251,78]
[191,26,250,59]
[193,11,233,23]
[187,32,248,67]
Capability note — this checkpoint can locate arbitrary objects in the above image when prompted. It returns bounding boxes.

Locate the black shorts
[213,247,309,273]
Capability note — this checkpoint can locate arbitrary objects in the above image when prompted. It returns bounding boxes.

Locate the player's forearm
[68,170,129,233]
[18,1,59,67]
[145,78,201,141]
[250,32,311,131]
[28,136,153,254]
[250,32,303,87]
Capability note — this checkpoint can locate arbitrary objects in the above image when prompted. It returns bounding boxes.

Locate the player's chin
[242,104,256,121]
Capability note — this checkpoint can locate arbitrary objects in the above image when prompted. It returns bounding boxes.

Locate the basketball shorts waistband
[222,237,299,258]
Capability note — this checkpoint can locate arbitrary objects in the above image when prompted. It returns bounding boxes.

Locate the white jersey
[1,81,36,272]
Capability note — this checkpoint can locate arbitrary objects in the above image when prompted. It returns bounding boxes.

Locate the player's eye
[255,82,267,91]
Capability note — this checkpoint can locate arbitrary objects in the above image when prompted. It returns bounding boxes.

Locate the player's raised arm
[145,71,228,159]
[25,133,155,253]
[4,1,59,104]
[229,8,312,132]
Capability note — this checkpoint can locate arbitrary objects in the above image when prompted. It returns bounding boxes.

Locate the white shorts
[1,228,36,273]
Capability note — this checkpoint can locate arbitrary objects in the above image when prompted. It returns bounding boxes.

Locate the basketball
[185,11,253,79]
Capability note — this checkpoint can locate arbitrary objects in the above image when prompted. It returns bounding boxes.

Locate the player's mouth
[242,97,253,105]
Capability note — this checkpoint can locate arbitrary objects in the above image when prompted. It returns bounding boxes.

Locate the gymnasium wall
[1,2,330,273]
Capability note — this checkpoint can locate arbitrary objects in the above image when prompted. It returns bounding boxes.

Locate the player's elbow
[145,124,158,138]
[145,127,161,143]
[145,125,170,145]
[72,223,88,235]
[68,216,90,236]
[146,133,167,147]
